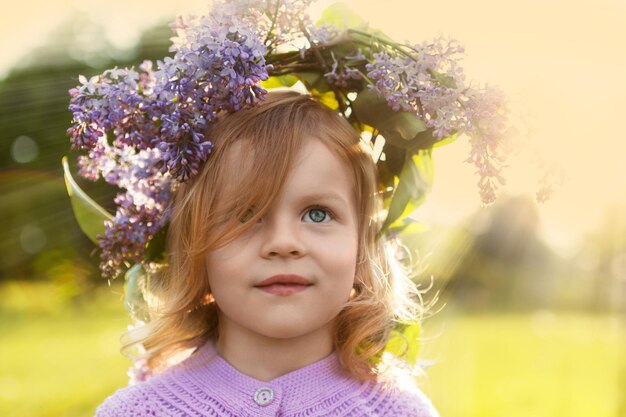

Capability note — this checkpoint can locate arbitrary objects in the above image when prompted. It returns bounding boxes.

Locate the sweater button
[253,387,274,406]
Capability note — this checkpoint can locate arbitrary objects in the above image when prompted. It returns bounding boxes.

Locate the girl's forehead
[291,139,353,185]
[215,137,356,208]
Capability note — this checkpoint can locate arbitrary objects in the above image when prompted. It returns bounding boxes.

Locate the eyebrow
[298,191,350,208]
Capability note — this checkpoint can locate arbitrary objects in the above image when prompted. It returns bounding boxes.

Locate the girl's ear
[200,292,215,305]
[350,275,363,300]
[349,287,357,300]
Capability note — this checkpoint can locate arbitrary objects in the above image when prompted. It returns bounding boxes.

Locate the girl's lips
[255,274,313,296]
[256,283,311,296]
[256,274,311,286]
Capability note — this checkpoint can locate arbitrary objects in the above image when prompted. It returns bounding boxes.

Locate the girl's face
[204,137,359,344]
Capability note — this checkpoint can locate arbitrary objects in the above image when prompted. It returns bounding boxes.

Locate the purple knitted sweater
[95,342,438,417]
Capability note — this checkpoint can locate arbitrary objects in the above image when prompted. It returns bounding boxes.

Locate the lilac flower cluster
[172,0,314,51]
[100,193,165,279]
[67,63,159,152]
[257,0,316,45]
[125,322,153,385]
[308,21,342,45]
[365,37,511,204]
[155,4,273,181]
[463,86,512,204]
[76,137,173,277]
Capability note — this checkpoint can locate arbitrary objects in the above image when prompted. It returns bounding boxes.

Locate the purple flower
[98,191,170,279]
[67,67,159,153]
[309,21,341,44]
[324,51,363,88]
[463,85,512,204]
[366,36,510,204]
[127,358,152,385]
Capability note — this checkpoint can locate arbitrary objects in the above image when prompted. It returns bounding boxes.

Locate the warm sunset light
[1,2,624,417]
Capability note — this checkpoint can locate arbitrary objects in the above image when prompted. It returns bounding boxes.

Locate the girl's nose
[259,217,306,259]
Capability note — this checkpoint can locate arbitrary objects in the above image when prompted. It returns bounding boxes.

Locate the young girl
[94,90,439,416]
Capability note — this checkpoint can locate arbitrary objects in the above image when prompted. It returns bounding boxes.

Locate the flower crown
[64,0,512,282]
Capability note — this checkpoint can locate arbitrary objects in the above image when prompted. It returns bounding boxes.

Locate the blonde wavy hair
[122,90,424,381]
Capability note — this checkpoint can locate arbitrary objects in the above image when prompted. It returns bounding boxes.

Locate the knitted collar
[169,341,369,415]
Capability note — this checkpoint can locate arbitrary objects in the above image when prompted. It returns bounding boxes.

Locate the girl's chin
[240,312,336,340]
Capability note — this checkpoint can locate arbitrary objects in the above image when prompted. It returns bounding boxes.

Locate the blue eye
[303,207,332,223]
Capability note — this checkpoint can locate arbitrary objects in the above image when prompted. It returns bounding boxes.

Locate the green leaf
[352,89,428,149]
[62,156,113,244]
[325,40,364,61]
[295,72,332,93]
[379,150,433,234]
[412,149,435,185]
[317,3,395,45]
[375,158,395,200]
[410,129,439,150]
[384,322,421,365]
[145,223,168,263]
[124,264,150,323]
[317,2,368,30]
[311,89,339,110]
[389,217,430,236]
[433,132,459,148]
[381,194,418,236]
[404,130,459,151]
[382,146,406,177]
[259,74,299,89]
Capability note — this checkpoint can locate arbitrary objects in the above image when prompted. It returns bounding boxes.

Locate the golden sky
[2,0,625,253]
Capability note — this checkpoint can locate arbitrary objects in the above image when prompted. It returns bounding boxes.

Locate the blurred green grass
[2,281,625,417]
[0,281,130,417]
[423,310,626,417]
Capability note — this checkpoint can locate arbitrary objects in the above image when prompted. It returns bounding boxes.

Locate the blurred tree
[0,13,172,285]
[408,195,570,310]
[575,203,626,312]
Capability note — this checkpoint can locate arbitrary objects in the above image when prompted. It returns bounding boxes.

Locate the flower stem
[299,20,349,117]
[347,29,415,61]
[263,0,281,48]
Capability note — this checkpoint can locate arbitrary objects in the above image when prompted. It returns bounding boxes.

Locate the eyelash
[303,205,335,223]
[239,205,336,223]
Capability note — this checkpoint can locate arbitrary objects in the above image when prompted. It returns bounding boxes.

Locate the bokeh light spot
[20,224,47,254]
[11,135,39,163]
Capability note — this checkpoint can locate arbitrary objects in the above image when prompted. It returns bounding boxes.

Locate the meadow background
[1,1,625,416]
